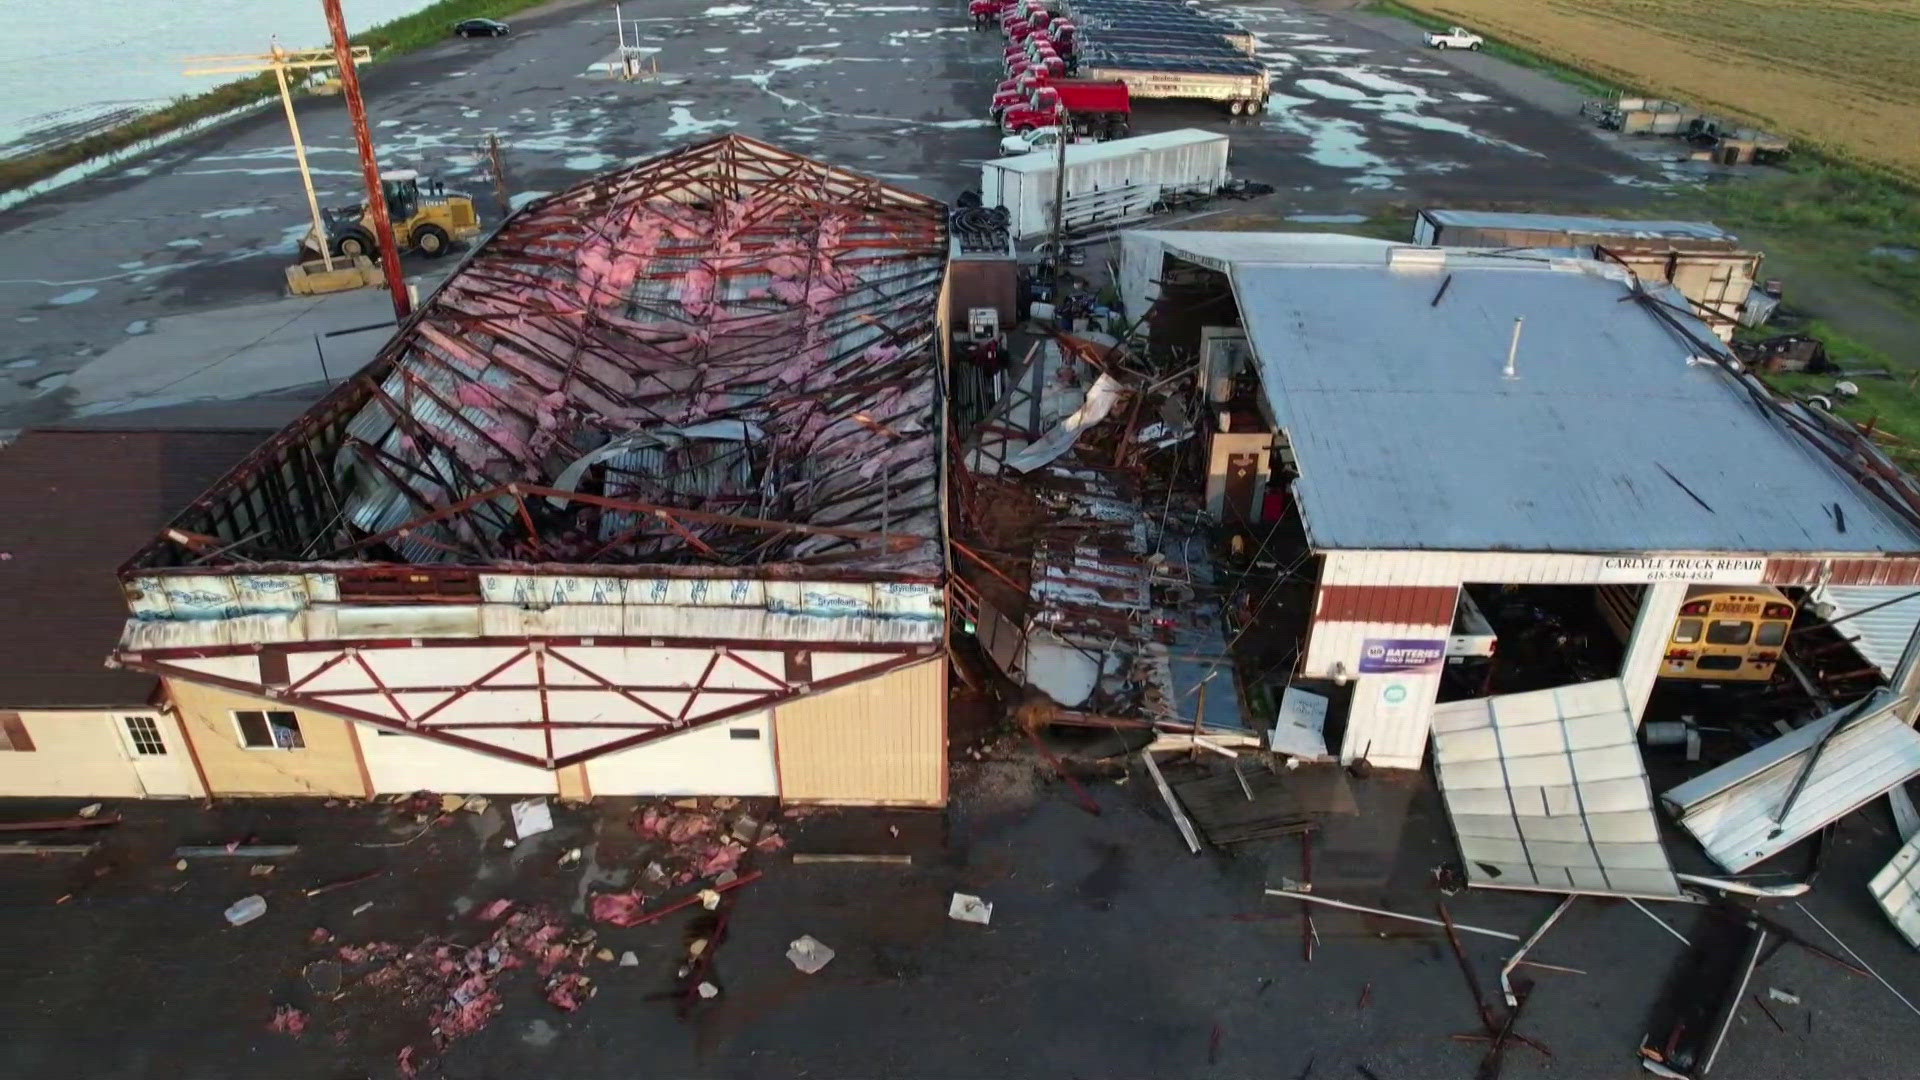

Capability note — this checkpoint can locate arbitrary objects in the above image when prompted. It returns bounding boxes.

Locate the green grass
[0,0,559,195]
[1766,322,1920,464]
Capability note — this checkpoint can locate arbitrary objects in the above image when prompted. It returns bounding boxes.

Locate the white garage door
[1431,679,1679,898]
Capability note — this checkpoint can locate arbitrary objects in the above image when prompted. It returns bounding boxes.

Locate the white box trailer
[1075,56,1270,114]
[981,128,1230,239]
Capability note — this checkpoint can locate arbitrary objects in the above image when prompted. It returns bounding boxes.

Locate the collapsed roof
[123,135,950,580]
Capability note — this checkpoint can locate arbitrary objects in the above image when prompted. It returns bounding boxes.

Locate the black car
[453,18,510,37]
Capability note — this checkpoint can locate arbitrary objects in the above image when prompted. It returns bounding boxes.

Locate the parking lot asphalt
[1,748,1916,1080]
[0,0,1656,428]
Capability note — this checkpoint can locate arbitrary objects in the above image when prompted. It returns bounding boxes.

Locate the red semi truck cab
[1000,80,1132,139]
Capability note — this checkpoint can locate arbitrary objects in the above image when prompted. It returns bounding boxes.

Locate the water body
[0,0,440,151]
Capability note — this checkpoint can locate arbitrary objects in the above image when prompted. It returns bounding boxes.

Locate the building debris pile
[951,329,1259,741]
[589,798,786,927]
[282,902,600,1075]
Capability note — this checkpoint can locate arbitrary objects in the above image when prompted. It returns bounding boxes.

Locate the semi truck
[1073,48,1268,114]
[1000,79,1133,138]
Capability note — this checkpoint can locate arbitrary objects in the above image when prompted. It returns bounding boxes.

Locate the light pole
[183,40,373,274]
[321,0,411,322]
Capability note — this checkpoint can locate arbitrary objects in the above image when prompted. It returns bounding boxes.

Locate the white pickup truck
[1424,26,1484,50]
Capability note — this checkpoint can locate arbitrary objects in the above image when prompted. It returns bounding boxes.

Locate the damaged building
[1114,229,1920,789]
[106,136,953,805]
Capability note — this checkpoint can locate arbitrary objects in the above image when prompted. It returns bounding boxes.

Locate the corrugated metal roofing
[1661,692,1920,872]
[985,129,1227,174]
[0,428,271,708]
[1420,210,1736,243]
[1431,679,1680,897]
[1813,584,1920,675]
[1229,250,1920,554]
[1870,830,1920,949]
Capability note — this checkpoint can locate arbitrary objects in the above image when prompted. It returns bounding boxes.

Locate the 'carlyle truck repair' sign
[1359,638,1446,674]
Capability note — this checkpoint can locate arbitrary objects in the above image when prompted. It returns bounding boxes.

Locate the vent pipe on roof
[1504,317,1524,379]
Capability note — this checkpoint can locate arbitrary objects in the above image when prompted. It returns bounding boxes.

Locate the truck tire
[332,227,376,259]
[412,224,451,257]
[1433,41,1448,49]
[1469,42,1482,50]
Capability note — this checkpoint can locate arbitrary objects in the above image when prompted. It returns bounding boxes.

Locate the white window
[123,715,167,756]
[235,710,304,750]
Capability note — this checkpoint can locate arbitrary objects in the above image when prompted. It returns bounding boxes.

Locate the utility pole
[320,0,410,321]
[1048,110,1070,309]
[486,133,511,217]
[184,39,371,273]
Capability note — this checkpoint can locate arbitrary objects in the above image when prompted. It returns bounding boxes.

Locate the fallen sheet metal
[1639,910,1768,1079]
[1870,831,1920,950]
[1270,687,1330,759]
[1662,690,1920,873]
[1431,679,1681,898]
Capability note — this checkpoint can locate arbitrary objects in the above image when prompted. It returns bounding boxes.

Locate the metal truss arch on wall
[124,637,937,769]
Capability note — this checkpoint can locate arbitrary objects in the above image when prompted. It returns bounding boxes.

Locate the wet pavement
[0,0,1657,429]
[1,750,1917,1079]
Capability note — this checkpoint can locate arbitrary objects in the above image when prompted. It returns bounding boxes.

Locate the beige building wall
[165,678,367,797]
[0,711,147,798]
[774,660,946,806]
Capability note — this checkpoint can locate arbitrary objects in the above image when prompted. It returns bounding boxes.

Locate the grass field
[1393,0,1920,181]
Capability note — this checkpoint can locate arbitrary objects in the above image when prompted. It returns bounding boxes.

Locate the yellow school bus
[1597,585,1796,682]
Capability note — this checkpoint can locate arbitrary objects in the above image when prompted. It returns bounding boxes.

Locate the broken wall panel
[1432,679,1681,898]
[1871,831,1920,950]
[1662,692,1920,873]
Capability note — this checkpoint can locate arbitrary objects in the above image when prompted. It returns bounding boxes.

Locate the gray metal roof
[1229,250,1920,554]
[1420,210,1736,243]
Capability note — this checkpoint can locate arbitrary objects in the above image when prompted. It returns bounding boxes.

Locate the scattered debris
[593,948,614,962]
[304,959,343,996]
[267,1005,308,1036]
[1767,987,1800,1005]
[331,903,599,1072]
[0,842,98,856]
[0,813,121,832]
[1640,909,1769,1079]
[618,951,639,967]
[591,870,762,928]
[791,853,914,865]
[557,847,583,868]
[1752,993,1787,1033]
[1142,752,1201,855]
[174,859,187,871]
[949,892,994,926]
[787,934,836,974]
[1356,982,1371,1010]
[76,803,102,819]
[1169,767,1318,847]
[476,898,515,922]
[510,798,554,840]
[309,927,332,946]
[248,864,277,877]
[439,794,467,814]
[698,888,723,911]
[304,869,383,898]
[1794,900,1920,1019]
[1502,897,1575,1008]
[544,971,594,1011]
[176,844,298,858]
[1262,889,1522,941]
[223,894,267,927]
[696,980,720,999]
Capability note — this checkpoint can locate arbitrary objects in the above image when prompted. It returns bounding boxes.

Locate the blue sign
[1359,638,1445,674]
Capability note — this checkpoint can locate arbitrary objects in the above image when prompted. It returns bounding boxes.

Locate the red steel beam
[321,0,409,320]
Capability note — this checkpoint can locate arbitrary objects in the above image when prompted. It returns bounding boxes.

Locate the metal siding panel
[774,660,944,805]
[1814,585,1920,674]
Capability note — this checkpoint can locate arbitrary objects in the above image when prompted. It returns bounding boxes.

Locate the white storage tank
[980,129,1231,239]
